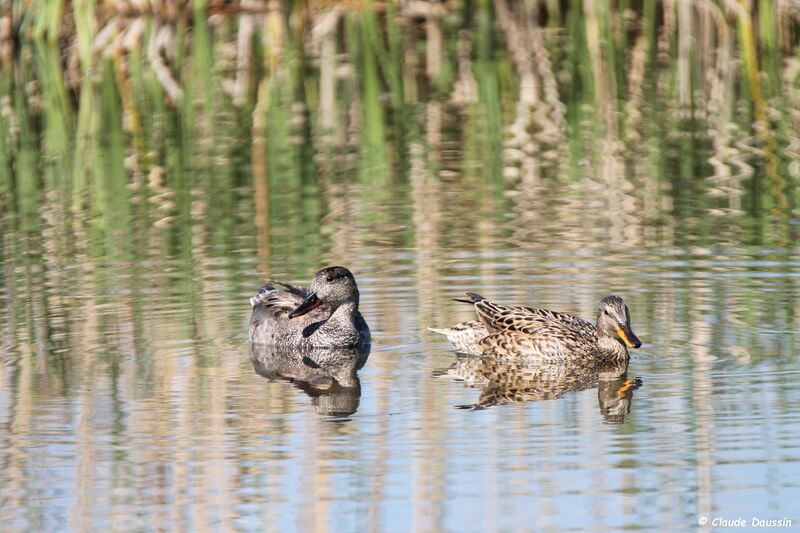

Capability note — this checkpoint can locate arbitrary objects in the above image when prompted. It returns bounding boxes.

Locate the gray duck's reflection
[434,356,642,423]
[250,344,370,417]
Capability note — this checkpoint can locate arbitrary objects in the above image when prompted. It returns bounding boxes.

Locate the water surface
[2,205,799,531]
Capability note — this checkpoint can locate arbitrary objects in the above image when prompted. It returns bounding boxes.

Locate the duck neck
[318,302,358,332]
[332,302,358,320]
[310,302,359,346]
[597,333,628,359]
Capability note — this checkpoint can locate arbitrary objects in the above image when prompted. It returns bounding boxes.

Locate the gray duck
[248,266,370,348]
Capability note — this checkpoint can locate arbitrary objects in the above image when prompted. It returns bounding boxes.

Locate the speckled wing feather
[249,281,311,319]
[473,297,594,337]
[469,294,600,361]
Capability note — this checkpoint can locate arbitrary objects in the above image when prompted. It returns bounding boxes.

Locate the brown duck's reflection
[434,355,642,423]
[249,344,370,417]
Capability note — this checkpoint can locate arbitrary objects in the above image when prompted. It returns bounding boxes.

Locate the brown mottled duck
[430,293,641,363]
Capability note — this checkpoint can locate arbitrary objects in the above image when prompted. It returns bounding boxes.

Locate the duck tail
[428,327,454,336]
[453,292,485,305]
[249,283,273,307]
[250,279,291,307]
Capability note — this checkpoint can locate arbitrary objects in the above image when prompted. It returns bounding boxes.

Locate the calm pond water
[2,177,800,531]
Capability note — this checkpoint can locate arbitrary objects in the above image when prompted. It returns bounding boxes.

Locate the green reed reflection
[0,1,799,252]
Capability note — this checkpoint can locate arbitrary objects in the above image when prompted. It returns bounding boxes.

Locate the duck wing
[515,307,596,337]
[463,292,529,333]
[250,281,311,320]
[468,292,593,336]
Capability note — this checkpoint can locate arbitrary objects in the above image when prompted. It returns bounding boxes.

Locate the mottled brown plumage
[430,293,641,363]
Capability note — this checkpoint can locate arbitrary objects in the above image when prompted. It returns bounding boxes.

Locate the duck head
[596,295,641,350]
[289,266,360,318]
